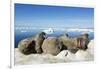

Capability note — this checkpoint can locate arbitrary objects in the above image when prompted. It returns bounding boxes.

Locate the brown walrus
[42,37,62,56]
[18,32,46,55]
[58,33,89,53]
[34,32,46,53]
[76,34,89,50]
[18,38,36,55]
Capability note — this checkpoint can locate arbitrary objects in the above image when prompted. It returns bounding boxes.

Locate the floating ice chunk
[66,28,94,33]
[21,30,27,33]
[43,28,54,34]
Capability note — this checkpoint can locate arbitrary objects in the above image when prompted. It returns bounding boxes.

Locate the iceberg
[66,28,94,33]
[43,28,54,34]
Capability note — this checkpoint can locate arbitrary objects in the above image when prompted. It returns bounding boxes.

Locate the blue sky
[15,3,94,29]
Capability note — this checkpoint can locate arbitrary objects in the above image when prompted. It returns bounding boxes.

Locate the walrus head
[21,40,36,55]
[35,32,46,54]
[76,34,89,50]
[39,32,46,39]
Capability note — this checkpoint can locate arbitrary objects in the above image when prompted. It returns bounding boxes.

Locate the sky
[15,3,94,29]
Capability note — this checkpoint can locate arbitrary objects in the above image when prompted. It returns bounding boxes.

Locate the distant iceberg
[66,28,94,33]
[43,28,54,34]
[15,26,94,34]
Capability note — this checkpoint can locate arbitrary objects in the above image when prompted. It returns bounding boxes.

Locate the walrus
[18,32,46,55]
[18,38,36,55]
[58,33,89,53]
[42,37,62,56]
[76,33,89,50]
[34,32,46,53]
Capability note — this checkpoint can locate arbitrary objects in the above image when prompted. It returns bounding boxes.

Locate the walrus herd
[18,32,90,56]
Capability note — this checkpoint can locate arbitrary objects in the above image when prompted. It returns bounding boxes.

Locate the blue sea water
[15,29,94,48]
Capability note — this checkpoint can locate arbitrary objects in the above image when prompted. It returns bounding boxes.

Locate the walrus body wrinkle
[42,37,62,56]
[59,33,89,53]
